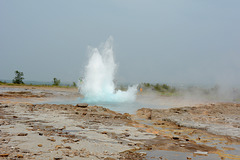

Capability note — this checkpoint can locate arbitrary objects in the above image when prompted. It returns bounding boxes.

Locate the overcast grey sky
[0,0,240,86]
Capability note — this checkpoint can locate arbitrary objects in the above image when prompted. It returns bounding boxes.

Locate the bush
[162,84,169,90]
[154,83,162,92]
[53,78,60,86]
[72,82,77,87]
[12,70,24,84]
[142,82,176,94]
[144,83,150,87]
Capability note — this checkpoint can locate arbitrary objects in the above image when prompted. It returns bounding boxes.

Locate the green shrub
[141,82,177,95]
[72,82,77,87]
[53,78,60,86]
[12,70,24,84]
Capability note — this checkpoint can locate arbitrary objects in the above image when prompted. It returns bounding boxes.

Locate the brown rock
[59,126,66,130]
[124,133,130,137]
[55,145,62,149]
[139,152,147,156]
[65,146,71,149]
[73,151,79,156]
[38,144,43,147]
[18,133,28,136]
[172,137,179,140]
[76,125,85,129]
[76,103,88,108]
[22,149,30,153]
[17,154,24,158]
[74,139,80,142]
[101,131,108,134]
[136,108,152,119]
[48,138,56,142]
[0,154,9,157]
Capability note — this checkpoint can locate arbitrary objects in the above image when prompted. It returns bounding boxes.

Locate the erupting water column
[79,37,137,103]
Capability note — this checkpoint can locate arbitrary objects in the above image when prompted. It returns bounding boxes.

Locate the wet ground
[0,86,240,159]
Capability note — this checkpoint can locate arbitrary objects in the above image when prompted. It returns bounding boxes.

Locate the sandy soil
[0,85,240,160]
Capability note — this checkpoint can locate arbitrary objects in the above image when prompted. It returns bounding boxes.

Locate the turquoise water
[45,97,168,114]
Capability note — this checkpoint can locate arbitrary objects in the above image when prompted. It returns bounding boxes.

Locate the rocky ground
[137,103,240,138]
[0,86,240,160]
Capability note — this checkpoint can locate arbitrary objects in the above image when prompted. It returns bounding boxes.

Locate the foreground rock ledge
[0,99,240,159]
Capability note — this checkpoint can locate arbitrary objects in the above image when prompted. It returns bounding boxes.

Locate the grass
[0,81,77,88]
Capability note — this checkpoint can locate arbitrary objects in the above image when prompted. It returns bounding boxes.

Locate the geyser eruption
[79,37,137,103]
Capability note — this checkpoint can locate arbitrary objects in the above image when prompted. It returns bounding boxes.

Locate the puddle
[139,150,221,160]
[42,98,173,114]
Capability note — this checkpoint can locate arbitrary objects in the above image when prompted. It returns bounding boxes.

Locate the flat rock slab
[75,103,88,108]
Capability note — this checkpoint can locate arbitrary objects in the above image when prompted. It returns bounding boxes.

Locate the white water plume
[79,37,137,103]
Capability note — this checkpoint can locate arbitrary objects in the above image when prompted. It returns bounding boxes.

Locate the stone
[65,146,71,149]
[124,133,130,137]
[21,149,30,153]
[55,145,62,149]
[59,126,66,130]
[18,133,28,136]
[0,154,9,157]
[48,138,56,142]
[54,157,63,160]
[73,151,79,156]
[172,137,179,140]
[136,108,152,119]
[74,139,80,142]
[139,152,147,156]
[128,143,135,146]
[38,144,43,147]
[76,125,85,129]
[135,146,141,150]
[194,151,208,156]
[76,103,88,108]
[17,154,24,158]
[101,131,108,134]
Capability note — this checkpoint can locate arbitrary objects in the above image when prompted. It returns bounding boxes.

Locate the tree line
[8,70,77,87]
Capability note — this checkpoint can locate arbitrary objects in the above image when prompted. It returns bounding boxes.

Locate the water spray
[79,37,137,103]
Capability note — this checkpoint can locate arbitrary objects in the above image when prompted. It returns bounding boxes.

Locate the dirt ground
[0,85,240,160]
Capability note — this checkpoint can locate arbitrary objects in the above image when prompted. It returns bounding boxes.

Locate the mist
[136,82,240,109]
